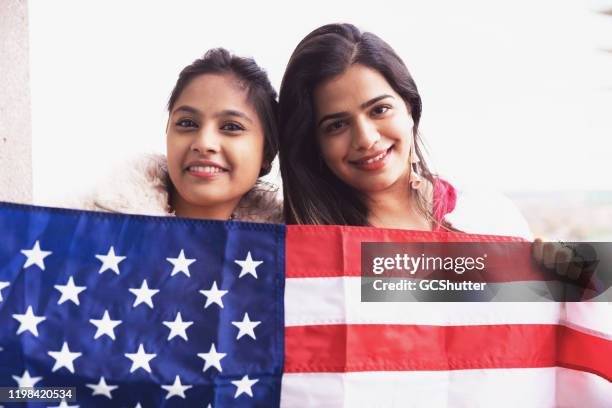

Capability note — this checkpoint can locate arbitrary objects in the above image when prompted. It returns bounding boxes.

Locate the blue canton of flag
[0,202,285,407]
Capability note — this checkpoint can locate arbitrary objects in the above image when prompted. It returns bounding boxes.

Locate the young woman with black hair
[82,48,282,223]
[278,23,531,237]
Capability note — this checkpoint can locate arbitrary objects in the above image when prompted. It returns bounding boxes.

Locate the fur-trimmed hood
[79,154,283,223]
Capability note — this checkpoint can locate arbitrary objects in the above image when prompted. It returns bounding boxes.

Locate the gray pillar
[0,0,32,203]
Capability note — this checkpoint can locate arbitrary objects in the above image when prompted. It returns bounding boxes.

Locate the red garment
[433,178,457,230]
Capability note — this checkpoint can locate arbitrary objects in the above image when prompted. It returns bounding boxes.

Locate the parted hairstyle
[167,48,278,176]
[279,23,437,225]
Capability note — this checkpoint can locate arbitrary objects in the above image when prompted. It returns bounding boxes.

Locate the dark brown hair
[279,23,436,225]
[168,48,278,175]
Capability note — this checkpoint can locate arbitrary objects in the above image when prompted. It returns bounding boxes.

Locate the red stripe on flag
[286,225,530,279]
[285,324,612,381]
[558,325,612,381]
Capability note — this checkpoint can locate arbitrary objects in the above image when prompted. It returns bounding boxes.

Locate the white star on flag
[163,312,193,341]
[12,370,42,388]
[49,400,79,408]
[48,342,82,373]
[89,310,122,340]
[54,276,87,305]
[129,279,160,308]
[161,375,193,399]
[231,375,259,398]
[86,376,118,399]
[0,281,9,301]
[95,246,126,275]
[234,251,263,278]
[20,240,52,270]
[197,343,226,372]
[231,313,261,340]
[125,344,157,373]
[166,249,196,277]
[199,281,228,309]
[12,305,46,337]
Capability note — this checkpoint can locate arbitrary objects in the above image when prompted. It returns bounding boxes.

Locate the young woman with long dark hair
[278,23,531,237]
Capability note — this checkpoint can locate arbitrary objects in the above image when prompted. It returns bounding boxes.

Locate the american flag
[282,226,612,407]
[0,202,284,407]
[0,202,611,407]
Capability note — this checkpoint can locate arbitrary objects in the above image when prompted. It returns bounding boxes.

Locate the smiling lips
[185,160,229,178]
[349,146,393,171]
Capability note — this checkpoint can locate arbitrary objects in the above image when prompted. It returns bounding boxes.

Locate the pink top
[432,178,457,231]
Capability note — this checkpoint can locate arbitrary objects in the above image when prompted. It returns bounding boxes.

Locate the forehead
[313,64,398,113]
[173,73,253,114]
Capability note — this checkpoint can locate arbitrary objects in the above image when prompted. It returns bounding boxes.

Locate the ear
[259,160,272,176]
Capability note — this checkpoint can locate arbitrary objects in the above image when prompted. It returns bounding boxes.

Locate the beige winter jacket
[79,154,283,223]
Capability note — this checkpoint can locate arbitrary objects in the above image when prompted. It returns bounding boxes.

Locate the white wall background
[28,0,612,205]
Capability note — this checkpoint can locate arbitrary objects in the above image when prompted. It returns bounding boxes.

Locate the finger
[532,238,544,265]
[555,246,571,276]
[543,242,556,269]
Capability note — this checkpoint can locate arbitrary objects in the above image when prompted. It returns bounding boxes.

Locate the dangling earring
[410,162,422,190]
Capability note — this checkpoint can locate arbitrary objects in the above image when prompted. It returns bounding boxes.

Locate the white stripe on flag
[562,302,612,338]
[285,277,564,327]
[281,368,611,408]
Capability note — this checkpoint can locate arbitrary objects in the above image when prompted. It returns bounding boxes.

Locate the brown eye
[176,119,198,128]
[325,120,348,133]
[221,122,245,132]
[371,105,390,116]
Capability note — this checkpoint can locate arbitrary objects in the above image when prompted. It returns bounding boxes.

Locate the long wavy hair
[279,23,438,226]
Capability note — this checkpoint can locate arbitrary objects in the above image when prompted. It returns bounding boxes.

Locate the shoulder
[78,154,172,216]
[234,181,284,224]
[441,183,534,240]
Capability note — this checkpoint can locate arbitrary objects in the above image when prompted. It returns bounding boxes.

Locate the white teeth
[364,152,386,164]
[189,166,225,173]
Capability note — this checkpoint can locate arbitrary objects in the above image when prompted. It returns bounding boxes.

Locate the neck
[170,193,238,221]
[366,178,433,231]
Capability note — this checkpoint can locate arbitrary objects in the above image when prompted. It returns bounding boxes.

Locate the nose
[351,117,380,151]
[190,125,220,153]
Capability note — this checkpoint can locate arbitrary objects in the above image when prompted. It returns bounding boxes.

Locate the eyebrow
[213,109,253,124]
[172,105,202,116]
[171,106,253,124]
[317,94,394,127]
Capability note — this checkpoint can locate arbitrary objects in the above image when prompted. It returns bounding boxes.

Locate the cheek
[166,134,192,183]
[384,116,413,141]
[229,136,265,174]
[398,116,415,139]
[166,136,184,166]
[319,137,347,167]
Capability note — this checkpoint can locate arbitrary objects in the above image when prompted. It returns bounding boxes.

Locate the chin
[355,175,399,192]
[183,191,223,206]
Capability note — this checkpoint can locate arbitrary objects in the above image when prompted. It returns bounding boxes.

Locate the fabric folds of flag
[0,202,285,407]
[283,225,612,407]
[0,202,611,408]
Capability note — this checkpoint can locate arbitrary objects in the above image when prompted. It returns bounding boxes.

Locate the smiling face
[166,73,265,219]
[314,64,415,195]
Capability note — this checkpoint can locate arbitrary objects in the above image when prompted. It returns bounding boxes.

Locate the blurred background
[1,0,611,240]
[509,191,612,240]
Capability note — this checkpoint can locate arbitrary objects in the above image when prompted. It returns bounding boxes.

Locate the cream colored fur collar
[81,154,283,223]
